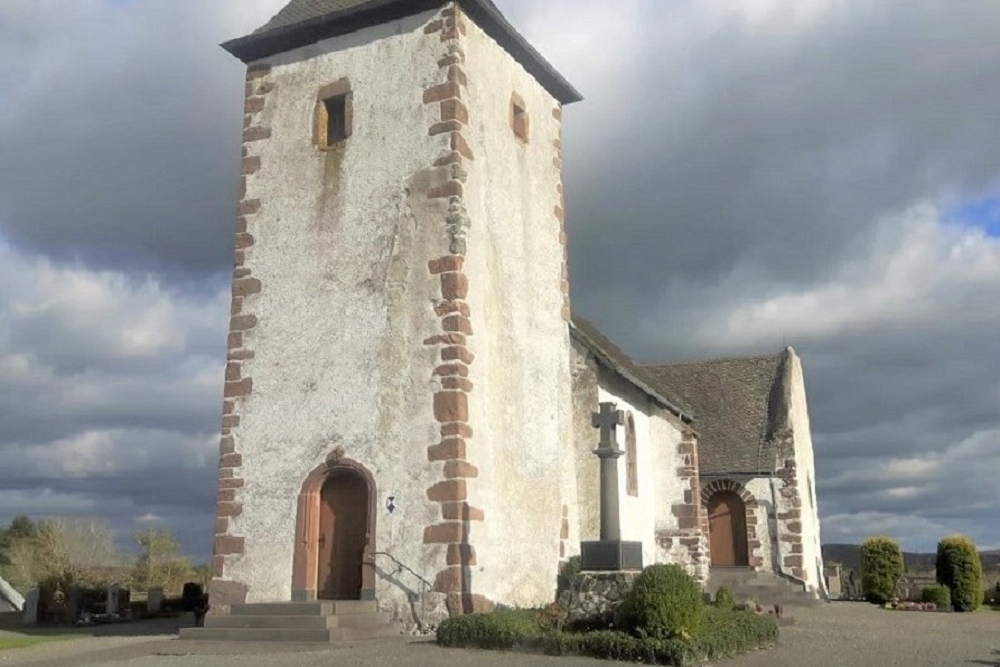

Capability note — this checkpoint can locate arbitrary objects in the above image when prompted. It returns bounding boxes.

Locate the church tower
[213,0,581,626]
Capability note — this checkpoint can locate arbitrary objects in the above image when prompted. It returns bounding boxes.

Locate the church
[208,0,825,630]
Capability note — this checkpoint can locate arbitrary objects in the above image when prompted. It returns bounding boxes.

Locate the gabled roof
[0,575,24,613]
[570,316,694,424]
[222,0,582,104]
[643,350,794,475]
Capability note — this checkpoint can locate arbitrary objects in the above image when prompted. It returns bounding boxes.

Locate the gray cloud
[1,0,999,561]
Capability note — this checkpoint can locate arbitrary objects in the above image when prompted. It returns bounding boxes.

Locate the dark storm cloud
[0,0,254,276]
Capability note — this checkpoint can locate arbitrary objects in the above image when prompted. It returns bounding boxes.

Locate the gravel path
[1,604,998,667]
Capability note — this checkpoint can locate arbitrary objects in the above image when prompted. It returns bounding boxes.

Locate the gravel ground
[1,604,998,667]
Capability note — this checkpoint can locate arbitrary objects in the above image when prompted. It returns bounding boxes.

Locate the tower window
[314,78,353,149]
[324,95,347,145]
[510,92,529,143]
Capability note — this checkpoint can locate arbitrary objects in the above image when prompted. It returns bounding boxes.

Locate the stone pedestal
[557,572,639,627]
[580,541,643,571]
[147,588,165,614]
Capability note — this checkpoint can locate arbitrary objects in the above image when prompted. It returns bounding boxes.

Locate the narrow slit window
[511,93,529,143]
[324,94,347,146]
[626,412,638,496]
[314,78,352,149]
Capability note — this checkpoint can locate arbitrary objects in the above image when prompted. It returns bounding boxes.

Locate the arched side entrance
[701,479,761,569]
[292,452,377,601]
[707,491,748,567]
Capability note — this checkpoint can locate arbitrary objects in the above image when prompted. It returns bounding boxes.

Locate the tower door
[708,491,749,567]
[317,470,369,600]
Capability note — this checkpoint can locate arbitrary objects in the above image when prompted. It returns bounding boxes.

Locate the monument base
[580,541,643,571]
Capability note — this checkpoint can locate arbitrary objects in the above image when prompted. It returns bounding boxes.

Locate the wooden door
[708,491,749,567]
[318,471,369,600]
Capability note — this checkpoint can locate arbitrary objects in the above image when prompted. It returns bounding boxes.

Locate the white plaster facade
[212,0,825,629]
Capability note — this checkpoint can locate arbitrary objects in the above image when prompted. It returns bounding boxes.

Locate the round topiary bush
[920,584,951,610]
[714,585,736,610]
[623,563,704,640]
[936,535,983,612]
[860,536,904,605]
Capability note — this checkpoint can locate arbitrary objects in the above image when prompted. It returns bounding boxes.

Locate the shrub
[623,564,704,640]
[436,609,542,650]
[714,586,736,610]
[859,536,904,605]
[546,608,777,665]
[936,535,983,612]
[920,585,951,610]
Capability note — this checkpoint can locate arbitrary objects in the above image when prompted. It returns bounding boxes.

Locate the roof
[569,316,694,424]
[643,350,794,475]
[223,0,582,104]
[0,575,24,613]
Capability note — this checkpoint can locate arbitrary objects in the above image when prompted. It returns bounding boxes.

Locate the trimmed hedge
[623,564,704,640]
[920,584,951,610]
[936,535,983,612]
[436,606,777,666]
[860,536,904,604]
[437,609,541,650]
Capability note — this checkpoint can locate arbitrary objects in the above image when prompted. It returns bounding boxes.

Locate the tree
[6,517,122,588]
[130,529,193,593]
[936,535,983,612]
[860,536,904,604]
[0,516,38,574]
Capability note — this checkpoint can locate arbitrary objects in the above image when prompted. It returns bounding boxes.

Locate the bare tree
[129,529,193,593]
[7,517,122,587]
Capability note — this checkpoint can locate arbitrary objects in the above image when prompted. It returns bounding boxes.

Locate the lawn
[0,633,83,651]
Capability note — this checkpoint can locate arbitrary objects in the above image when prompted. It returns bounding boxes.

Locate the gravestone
[22,588,39,625]
[579,402,642,571]
[147,588,165,614]
[106,584,120,616]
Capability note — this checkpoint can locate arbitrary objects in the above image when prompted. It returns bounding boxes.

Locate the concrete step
[179,623,400,643]
[205,612,391,630]
[230,601,377,616]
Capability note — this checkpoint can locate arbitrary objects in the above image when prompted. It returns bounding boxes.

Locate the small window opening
[324,94,348,146]
[511,94,529,143]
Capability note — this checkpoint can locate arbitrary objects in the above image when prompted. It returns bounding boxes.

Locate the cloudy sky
[1,0,998,562]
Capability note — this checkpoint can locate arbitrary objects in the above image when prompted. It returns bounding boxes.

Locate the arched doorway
[708,491,749,567]
[292,455,377,602]
[318,470,369,600]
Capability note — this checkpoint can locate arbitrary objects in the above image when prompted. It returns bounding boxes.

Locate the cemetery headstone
[22,588,39,626]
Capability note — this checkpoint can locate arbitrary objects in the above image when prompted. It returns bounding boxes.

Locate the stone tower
[212,0,581,626]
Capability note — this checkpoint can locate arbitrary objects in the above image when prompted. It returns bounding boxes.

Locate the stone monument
[580,402,643,571]
[557,402,644,626]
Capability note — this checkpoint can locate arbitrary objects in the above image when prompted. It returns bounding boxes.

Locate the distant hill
[823,544,1000,572]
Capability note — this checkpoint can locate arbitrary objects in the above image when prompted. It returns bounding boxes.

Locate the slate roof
[223,0,582,104]
[0,575,24,613]
[643,351,793,475]
[569,316,694,424]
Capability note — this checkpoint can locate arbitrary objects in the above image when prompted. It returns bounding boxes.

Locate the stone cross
[591,401,625,542]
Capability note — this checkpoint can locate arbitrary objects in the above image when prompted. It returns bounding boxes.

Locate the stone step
[230,601,377,616]
[205,611,391,630]
[179,623,400,643]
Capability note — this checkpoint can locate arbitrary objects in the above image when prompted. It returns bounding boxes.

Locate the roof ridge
[643,350,786,369]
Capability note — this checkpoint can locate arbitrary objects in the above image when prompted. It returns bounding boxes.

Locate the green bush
[714,586,736,610]
[920,585,951,610]
[936,535,983,612]
[859,536,904,604]
[436,609,542,650]
[546,608,777,666]
[623,564,704,640]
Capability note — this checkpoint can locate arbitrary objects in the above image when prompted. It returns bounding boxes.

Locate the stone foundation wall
[557,572,638,627]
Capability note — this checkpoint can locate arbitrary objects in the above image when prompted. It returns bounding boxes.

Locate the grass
[0,633,83,652]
